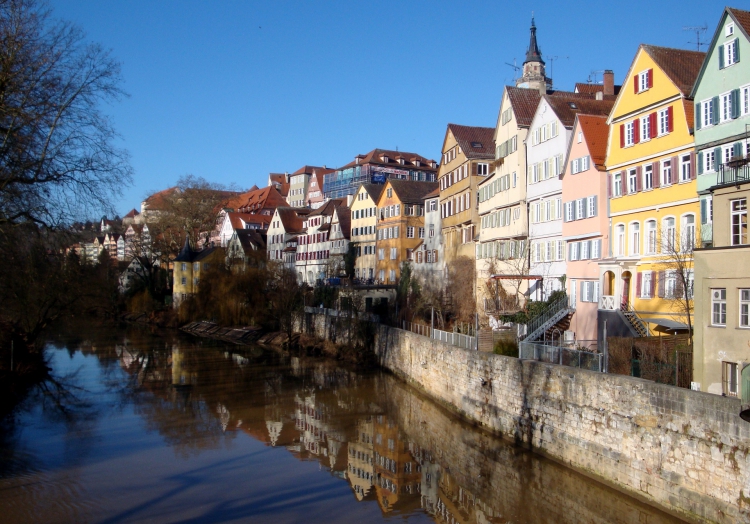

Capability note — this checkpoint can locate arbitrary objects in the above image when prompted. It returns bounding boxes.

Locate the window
[641,271,652,299]
[181,263,187,271]
[628,169,638,194]
[418,227,425,239]
[712,288,727,326]
[741,289,750,328]
[181,277,187,285]
[721,92,733,122]
[664,271,676,299]
[613,173,622,196]
[731,198,748,245]
[743,85,750,116]
[704,149,716,173]
[641,115,651,141]
[624,121,635,146]
[587,196,597,217]
[387,188,393,198]
[407,226,414,238]
[658,107,671,135]
[682,214,695,251]
[390,247,397,260]
[680,154,691,182]
[389,269,396,282]
[661,160,672,186]
[723,361,739,397]
[723,39,739,68]
[643,164,653,190]
[477,163,489,175]
[701,99,715,127]
[630,222,640,255]
[615,224,625,256]
[663,217,676,251]
[726,23,735,37]
[645,220,657,254]
[378,248,384,260]
[636,69,652,93]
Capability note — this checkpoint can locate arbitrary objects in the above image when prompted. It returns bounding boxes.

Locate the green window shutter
[735,39,740,62]
[734,142,743,159]
[715,147,723,168]
[695,103,701,129]
[698,152,704,174]
[719,45,725,69]
[732,89,740,119]
[701,198,707,224]
[713,97,720,120]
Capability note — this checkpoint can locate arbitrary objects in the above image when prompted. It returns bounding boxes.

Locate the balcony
[717,158,750,187]
[599,295,616,310]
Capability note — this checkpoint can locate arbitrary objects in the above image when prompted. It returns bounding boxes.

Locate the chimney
[603,70,614,96]
[346,194,354,207]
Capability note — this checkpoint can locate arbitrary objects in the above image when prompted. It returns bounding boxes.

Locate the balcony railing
[717,159,750,186]
[599,295,616,310]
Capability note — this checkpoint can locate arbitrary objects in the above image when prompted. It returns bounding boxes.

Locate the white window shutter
[593,281,600,302]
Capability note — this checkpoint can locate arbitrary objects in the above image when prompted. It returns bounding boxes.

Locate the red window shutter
[648,69,653,88]
[650,273,656,298]
[620,124,625,148]
[633,121,640,144]
[672,156,679,184]
[649,113,657,138]
[653,162,660,188]
[667,106,674,132]
[634,74,639,93]
[636,272,642,295]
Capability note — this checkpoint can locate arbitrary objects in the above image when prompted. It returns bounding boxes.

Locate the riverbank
[298,311,750,524]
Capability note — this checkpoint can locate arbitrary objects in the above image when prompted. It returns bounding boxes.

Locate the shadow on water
[0,323,688,523]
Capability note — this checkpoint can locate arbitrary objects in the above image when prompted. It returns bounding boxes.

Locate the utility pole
[683,25,708,51]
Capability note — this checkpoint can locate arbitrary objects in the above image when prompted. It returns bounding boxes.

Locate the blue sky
[50,0,730,217]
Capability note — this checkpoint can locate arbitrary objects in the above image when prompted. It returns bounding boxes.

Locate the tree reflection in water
[0,325,687,524]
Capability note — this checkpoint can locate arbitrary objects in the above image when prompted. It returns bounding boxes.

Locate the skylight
[471,142,482,148]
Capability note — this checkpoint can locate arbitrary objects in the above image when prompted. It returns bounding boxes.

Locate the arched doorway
[621,270,632,308]
[603,271,615,296]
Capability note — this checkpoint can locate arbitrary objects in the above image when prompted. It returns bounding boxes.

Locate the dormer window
[382,155,389,163]
[399,158,405,165]
[414,160,420,167]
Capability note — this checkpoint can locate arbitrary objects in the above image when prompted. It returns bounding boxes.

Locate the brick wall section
[298,312,750,523]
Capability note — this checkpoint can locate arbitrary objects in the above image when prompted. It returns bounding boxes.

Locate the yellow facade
[172,247,225,307]
[603,46,700,329]
[350,184,382,280]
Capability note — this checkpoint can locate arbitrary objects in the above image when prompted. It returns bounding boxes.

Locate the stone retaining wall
[298,312,750,523]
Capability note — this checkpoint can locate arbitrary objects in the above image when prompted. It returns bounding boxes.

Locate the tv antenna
[505,59,520,80]
[588,70,605,84]
[548,56,568,86]
[683,25,708,51]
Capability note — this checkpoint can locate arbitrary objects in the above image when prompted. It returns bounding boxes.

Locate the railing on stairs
[620,302,649,337]
[523,294,574,343]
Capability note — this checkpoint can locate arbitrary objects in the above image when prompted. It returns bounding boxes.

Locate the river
[0,324,686,523]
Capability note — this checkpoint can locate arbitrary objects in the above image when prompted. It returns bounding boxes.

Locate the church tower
[515,17,552,93]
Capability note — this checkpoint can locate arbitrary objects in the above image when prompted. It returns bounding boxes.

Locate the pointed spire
[175,234,194,262]
[524,16,544,65]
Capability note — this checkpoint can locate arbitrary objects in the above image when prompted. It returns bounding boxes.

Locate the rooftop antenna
[683,25,708,51]
[548,56,568,87]
[505,59,520,80]
[588,70,605,84]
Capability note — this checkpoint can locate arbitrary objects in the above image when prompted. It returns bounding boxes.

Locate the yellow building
[600,45,705,334]
[350,184,385,281]
[437,124,495,263]
[375,179,438,284]
[172,236,225,308]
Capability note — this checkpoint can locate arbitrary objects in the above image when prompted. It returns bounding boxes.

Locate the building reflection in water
[96,332,683,524]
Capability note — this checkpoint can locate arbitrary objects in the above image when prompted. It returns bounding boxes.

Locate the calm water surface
[0,324,685,523]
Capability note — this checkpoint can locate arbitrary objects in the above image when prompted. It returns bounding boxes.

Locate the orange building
[375,179,438,284]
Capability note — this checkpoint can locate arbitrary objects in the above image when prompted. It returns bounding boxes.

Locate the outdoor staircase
[620,302,649,337]
[523,295,575,343]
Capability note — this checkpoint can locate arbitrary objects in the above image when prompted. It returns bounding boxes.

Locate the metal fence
[519,341,603,372]
[402,321,477,350]
[433,328,476,350]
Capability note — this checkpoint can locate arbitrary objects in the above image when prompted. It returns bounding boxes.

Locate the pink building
[561,114,610,346]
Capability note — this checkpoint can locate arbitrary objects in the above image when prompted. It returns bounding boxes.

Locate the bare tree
[0,0,132,227]
[445,255,476,325]
[653,224,696,344]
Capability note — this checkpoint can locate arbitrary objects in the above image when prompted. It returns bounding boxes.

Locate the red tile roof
[291,165,330,176]
[447,124,496,159]
[729,8,750,39]
[574,83,622,96]
[361,183,385,202]
[506,86,616,128]
[334,206,351,238]
[268,173,289,198]
[228,212,272,229]
[642,45,706,96]
[388,179,439,204]
[544,95,615,128]
[577,114,610,171]
[275,207,307,233]
[227,186,287,213]
[124,208,139,218]
[423,187,440,199]
[338,149,438,172]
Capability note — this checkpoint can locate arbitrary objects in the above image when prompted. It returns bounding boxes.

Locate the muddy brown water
[0,324,686,523]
